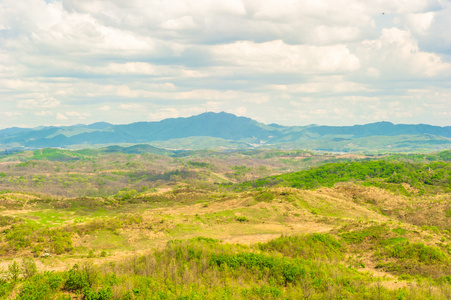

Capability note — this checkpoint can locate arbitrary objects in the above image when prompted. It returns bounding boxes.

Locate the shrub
[0,280,13,298]
[259,233,344,260]
[209,252,306,284]
[385,241,449,264]
[47,273,63,290]
[21,257,37,279]
[83,287,113,300]
[64,265,89,292]
[236,216,248,222]
[255,191,275,202]
[8,261,20,281]
[18,279,50,300]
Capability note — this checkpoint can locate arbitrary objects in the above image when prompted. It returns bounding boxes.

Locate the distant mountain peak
[87,122,112,130]
[373,121,393,125]
[198,111,249,119]
[0,112,449,151]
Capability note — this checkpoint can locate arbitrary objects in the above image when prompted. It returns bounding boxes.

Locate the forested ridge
[246,160,451,193]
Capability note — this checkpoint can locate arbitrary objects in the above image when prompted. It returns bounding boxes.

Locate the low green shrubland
[340,223,451,278]
[0,214,142,256]
[0,150,450,299]
[1,235,450,299]
[242,160,451,194]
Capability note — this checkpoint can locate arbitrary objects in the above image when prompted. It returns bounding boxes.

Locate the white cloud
[161,16,198,31]
[17,97,60,109]
[35,111,53,116]
[272,76,370,95]
[366,67,380,77]
[66,111,91,119]
[56,113,68,120]
[0,0,450,128]
[310,25,362,45]
[119,103,142,110]
[402,12,435,34]
[148,106,207,121]
[356,27,449,79]
[416,4,451,54]
[0,111,21,117]
[243,95,270,104]
[205,101,222,111]
[94,62,165,76]
[211,40,360,74]
[149,108,180,121]
[234,106,247,116]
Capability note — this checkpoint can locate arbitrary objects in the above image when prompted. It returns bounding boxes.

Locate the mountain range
[1,112,450,152]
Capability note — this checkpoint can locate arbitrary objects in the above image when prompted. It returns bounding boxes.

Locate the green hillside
[0,149,450,299]
[242,151,451,192]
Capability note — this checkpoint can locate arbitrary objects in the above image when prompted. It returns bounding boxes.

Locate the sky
[0,0,450,129]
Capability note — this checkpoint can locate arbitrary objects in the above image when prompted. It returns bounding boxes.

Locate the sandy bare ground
[0,161,21,165]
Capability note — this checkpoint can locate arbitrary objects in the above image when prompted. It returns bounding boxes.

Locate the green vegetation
[31,148,85,162]
[2,234,450,299]
[0,148,450,298]
[244,159,451,194]
[340,223,450,277]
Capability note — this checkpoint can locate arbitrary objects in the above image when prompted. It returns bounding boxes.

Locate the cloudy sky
[1,0,450,129]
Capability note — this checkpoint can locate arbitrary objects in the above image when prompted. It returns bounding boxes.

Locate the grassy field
[0,149,450,299]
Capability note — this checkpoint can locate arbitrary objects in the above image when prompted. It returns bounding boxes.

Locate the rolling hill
[0,112,450,152]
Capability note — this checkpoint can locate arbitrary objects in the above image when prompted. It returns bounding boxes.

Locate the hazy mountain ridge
[0,112,450,152]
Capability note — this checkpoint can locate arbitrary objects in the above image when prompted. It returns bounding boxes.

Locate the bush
[64,265,90,292]
[0,281,14,298]
[83,287,113,300]
[18,279,50,300]
[8,261,20,281]
[47,273,63,290]
[209,252,306,284]
[21,257,37,279]
[236,216,248,222]
[255,191,275,202]
[259,233,344,260]
[385,241,449,264]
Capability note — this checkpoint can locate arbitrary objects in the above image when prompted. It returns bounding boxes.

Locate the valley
[0,148,450,299]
